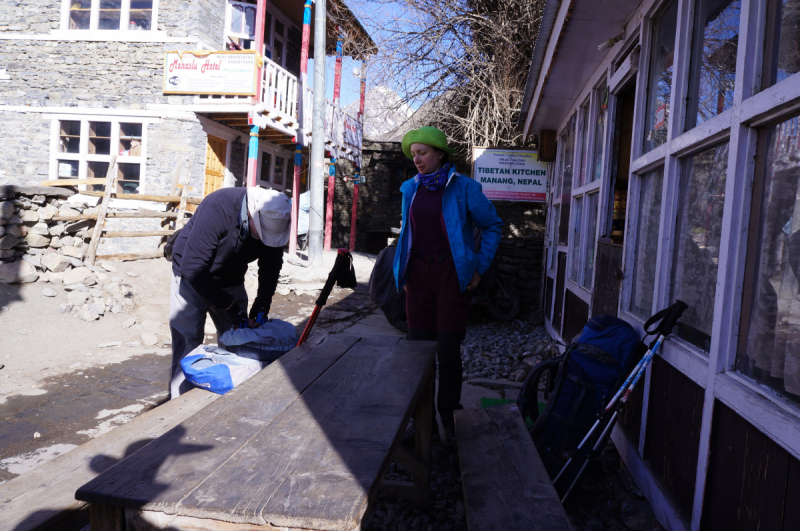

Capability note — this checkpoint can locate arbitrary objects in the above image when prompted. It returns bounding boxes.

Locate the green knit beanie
[401,126,456,160]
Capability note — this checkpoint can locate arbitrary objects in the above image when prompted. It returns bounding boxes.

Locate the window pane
[630,168,664,319]
[98,0,122,30]
[88,161,109,191]
[671,143,729,351]
[58,160,79,178]
[685,0,740,131]
[737,115,800,403]
[261,152,272,183]
[59,120,80,153]
[592,82,608,182]
[643,0,678,153]
[130,0,153,30]
[69,0,91,29]
[583,193,599,289]
[559,115,576,243]
[244,5,256,38]
[762,0,800,89]
[579,101,590,187]
[274,39,284,66]
[570,196,583,280]
[550,205,560,270]
[89,121,111,155]
[119,123,143,155]
[231,4,244,33]
[274,156,285,186]
[117,163,140,194]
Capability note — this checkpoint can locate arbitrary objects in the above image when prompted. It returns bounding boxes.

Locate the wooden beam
[53,212,179,221]
[83,155,116,265]
[101,230,175,238]
[41,179,108,187]
[80,191,202,205]
[95,249,165,261]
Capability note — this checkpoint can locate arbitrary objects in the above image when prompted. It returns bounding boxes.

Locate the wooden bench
[0,389,220,531]
[76,334,438,531]
[454,404,573,531]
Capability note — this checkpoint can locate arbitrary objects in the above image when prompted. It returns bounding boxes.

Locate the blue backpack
[517,315,646,480]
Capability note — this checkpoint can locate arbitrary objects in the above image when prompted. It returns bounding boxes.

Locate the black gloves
[225,304,249,330]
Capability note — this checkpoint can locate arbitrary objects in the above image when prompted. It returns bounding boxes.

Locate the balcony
[192,54,362,164]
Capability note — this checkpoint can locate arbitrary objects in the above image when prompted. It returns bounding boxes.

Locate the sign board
[163,51,259,96]
[472,148,547,202]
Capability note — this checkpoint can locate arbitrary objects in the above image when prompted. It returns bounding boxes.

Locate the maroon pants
[405,255,470,427]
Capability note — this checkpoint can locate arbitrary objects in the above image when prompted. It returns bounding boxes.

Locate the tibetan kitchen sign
[163,50,259,96]
[472,148,547,202]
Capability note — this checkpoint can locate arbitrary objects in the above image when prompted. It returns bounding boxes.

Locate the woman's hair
[432,146,450,163]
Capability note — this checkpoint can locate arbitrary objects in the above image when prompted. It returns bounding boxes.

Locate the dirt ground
[0,251,380,484]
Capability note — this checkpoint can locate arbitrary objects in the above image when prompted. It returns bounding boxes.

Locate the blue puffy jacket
[393,166,503,293]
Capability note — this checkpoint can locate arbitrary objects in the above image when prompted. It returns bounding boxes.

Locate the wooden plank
[54,211,180,221]
[783,457,800,531]
[0,389,218,531]
[101,230,175,238]
[96,249,165,261]
[412,367,433,508]
[178,337,436,531]
[176,179,189,229]
[41,178,109,187]
[455,404,572,531]
[90,503,125,531]
[701,401,744,531]
[80,190,202,205]
[76,334,362,511]
[83,154,117,266]
[128,508,318,530]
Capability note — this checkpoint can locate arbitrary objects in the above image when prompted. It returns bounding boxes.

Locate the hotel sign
[472,148,547,202]
[163,51,259,96]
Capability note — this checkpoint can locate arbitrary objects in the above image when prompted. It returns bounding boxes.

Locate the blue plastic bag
[219,318,297,363]
[181,345,263,395]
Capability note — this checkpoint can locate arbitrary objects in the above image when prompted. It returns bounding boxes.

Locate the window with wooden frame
[736,113,800,405]
[66,0,155,31]
[583,192,600,289]
[684,0,741,131]
[52,117,146,194]
[629,167,664,319]
[643,0,679,153]
[760,0,800,90]
[592,81,609,183]
[559,114,576,244]
[256,142,292,191]
[227,0,257,43]
[578,99,591,188]
[570,195,583,281]
[550,204,560,270]
[670,142,729,352]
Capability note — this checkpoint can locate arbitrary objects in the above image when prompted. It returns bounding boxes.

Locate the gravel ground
[364,308,664,531]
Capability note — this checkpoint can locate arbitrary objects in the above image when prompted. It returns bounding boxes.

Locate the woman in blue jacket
[393,126,503,442]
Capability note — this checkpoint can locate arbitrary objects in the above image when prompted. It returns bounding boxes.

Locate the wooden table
[76,334,437,531]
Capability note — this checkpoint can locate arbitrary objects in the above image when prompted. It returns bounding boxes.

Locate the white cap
[246,187,291,247]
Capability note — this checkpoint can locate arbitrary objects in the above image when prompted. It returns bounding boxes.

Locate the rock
[21,254,42,269]
[64,283,89,292]
[0,201,13,219]
[0,226,4,237]
[58,206,80,217]
[60,245,83,258]
[0,261,39,283]
[41,253,70,272]
[126,341,141,348]
[30,222,49,235]
[122,318,136,329]
[126,271,139,277]
[141,319,162,331]
[49,224,66,237]
[48,272,65,284]
[59,236,74,247]
[67,291,90,305]
[38,205,58,221]
[21,210,39,223]
[109,301,122,314]
[64,267,95,286]
[141,332,159,347]
[0,234,19,249]
[25,233,50,248]
[33,432,41,439]
[100,262,117,273]
[64,256,83,268]
[78,309,100,322]
[0,249,14,259]
[6,225,22,238]
[59,303,73,313]
[98,341,121,348]
[50,236,62,248]
[514,369,528,382]
[42,288,57,297]
[88,303,105,315]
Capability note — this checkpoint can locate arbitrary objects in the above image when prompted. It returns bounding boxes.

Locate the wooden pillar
[253,0,267,104]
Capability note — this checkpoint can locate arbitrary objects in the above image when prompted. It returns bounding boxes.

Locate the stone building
[0,0,372,252]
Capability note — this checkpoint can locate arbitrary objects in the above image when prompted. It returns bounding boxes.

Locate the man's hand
[225,304,250,329]
[467,272,481,291]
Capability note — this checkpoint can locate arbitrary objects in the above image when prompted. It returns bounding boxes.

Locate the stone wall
[230,139,246,187]
[0,0,60,34]
[145,116,208,196]
[0,111,51,185]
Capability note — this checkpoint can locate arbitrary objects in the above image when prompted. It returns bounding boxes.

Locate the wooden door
[204,135,226,197]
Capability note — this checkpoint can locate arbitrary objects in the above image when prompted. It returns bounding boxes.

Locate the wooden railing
[261,60,299,126]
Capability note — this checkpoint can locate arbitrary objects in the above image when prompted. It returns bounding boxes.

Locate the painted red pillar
[349,60,367,251]
[324,29,344,252]
[253,0,267,103]
[289,0,313,256]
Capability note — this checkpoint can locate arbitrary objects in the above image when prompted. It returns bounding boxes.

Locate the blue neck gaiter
[418,162,452,191]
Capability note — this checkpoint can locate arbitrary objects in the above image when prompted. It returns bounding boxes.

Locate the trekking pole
[553,300,688,498]
[296,248,357,346]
